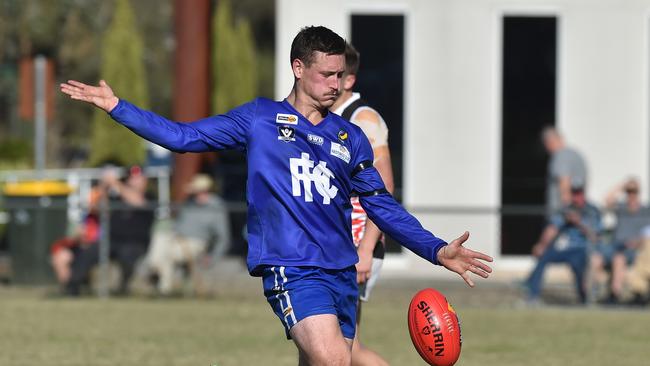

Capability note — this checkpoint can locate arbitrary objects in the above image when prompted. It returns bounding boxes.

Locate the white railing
[0,166,172,223]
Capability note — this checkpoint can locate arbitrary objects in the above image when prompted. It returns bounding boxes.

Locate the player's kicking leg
[262,266,358,366]
[291,314,353,365]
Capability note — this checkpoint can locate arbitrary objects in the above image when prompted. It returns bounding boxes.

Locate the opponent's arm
[356,146,393,283]
[354,110,394,283]
[358,147,394,245]
[356,218,379,283]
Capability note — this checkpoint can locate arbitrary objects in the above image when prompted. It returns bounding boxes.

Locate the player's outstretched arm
[352,125,493,286]
[354,164,493,287]
[437,231,493,287]
[60,79,255,153]
[60,80,119,113]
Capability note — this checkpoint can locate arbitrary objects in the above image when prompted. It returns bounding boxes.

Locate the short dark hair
[290,26,346,66]
[344,43,360,75]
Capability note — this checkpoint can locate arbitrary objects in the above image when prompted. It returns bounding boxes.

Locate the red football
[407,288,462,366]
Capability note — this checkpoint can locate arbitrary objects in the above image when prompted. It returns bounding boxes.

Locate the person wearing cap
[591,178,650,304]
[523,185,601,304]
[145,174,231,296]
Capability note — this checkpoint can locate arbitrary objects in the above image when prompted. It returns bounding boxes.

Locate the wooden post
[172,0,212,202]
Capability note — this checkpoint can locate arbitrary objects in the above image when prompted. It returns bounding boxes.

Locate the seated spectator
[523,186,601,304]
[145,174,230,296]
[65,165,155,296]
[591,178,649,303]
[50,211,100,286]
[626,226,650,306]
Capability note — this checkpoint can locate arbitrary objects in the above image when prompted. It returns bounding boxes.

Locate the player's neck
[286,88,328,125]
[330,90,353,111]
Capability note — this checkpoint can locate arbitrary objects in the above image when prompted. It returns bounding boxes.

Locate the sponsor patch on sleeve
[330,142,351,163]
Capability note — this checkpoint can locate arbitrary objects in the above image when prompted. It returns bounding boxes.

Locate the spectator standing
[542,127,587,218]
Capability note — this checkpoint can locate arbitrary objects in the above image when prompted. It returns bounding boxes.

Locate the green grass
[0,277,648,366]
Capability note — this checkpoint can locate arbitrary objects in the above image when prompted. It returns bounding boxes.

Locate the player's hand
[437,231,493,287]
[60,79,119,112]
[356,248,373,284]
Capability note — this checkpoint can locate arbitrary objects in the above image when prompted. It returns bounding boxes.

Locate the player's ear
[292,59,303,79]
[343,74,356,90]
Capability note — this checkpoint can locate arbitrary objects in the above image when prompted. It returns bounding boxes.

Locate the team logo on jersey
[338,130,348,142]
[330,142,350,163]
[278,126,296,142]
[276,113,298,125]
[307,134,324,146]
[290,152,339,204]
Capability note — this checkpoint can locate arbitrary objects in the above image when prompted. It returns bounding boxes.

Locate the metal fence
[0,168,623,297]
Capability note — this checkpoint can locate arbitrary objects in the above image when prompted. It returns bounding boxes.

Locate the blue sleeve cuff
[433,243,448,266]
[108,98,124,118]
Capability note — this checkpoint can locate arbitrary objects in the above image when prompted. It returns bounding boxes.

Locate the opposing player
[61,26,493,366]
[331,43,391,366]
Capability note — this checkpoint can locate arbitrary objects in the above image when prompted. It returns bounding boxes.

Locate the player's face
[296,51,345,108]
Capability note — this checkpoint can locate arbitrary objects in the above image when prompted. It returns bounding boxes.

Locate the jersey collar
[332,92,361,116]
[281,99,332,128]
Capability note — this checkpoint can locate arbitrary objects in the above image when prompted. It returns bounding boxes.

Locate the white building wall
[276,0,650,275]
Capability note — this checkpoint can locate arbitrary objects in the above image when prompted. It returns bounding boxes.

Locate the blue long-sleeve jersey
[109,97,447,275]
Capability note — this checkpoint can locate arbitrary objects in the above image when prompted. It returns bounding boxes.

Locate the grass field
[0,274,648,366]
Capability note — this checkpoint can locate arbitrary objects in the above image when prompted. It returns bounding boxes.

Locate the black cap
[571,185,585,193]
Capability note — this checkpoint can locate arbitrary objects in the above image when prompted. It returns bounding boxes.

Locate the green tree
[57,7,103,156]
[212,0,257,115]
[89,0,148,166]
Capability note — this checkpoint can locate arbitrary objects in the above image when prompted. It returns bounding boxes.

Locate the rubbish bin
[3,180,72,285]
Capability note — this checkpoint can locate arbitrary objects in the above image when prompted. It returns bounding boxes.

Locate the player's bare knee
[323,350,351,366]
[302,347,350,366]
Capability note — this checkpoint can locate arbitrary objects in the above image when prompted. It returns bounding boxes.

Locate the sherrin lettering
[408,288,462,366]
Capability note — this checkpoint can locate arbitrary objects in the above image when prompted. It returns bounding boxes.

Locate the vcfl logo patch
[289,152,338,204]
[278,126,296,142]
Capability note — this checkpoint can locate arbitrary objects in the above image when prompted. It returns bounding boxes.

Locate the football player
[61,26,493,366]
